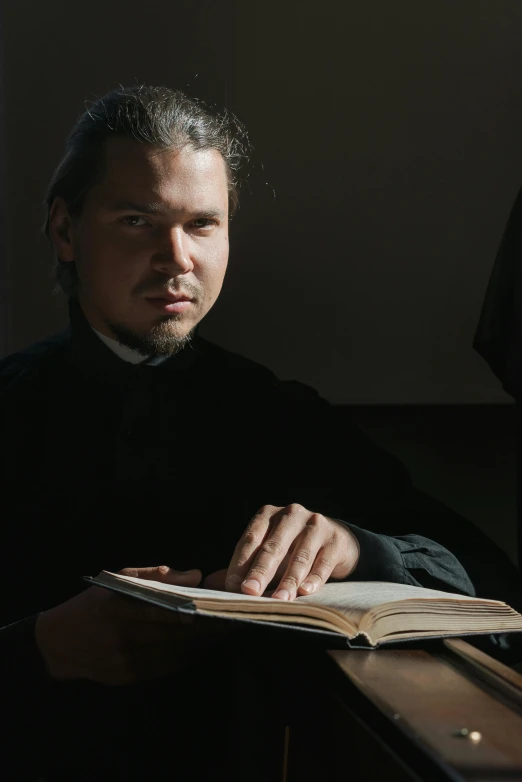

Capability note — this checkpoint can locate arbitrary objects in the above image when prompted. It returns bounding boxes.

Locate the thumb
[119,566,203,587]
[203,569,228,591]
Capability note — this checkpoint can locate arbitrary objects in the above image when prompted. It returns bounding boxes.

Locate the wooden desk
[257,640,522,782]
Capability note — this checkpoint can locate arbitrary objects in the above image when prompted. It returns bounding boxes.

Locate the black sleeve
[338,522,475,595]
[0,615,58,777]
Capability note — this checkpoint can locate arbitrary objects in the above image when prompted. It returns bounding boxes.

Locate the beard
[107,315,195,357]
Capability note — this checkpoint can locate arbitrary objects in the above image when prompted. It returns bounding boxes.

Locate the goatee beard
[107,317,195,357]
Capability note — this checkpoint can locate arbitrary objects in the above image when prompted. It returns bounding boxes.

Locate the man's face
[52,138,230,355]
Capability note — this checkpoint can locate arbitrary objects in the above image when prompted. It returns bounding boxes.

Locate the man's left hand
[219,504,360,600]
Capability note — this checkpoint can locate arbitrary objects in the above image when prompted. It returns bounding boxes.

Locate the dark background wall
[1,1,520,562]
[2,0,522,403]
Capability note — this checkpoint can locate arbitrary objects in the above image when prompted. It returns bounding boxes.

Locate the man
[1,85,521,779]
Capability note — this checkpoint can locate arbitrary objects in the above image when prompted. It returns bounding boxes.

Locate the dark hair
[45,84,250,295]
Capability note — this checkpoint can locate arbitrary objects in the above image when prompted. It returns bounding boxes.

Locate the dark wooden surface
[233,637,522,781]
[236,640,522,781]
[324,642,522,782]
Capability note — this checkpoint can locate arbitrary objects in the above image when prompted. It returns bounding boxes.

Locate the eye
[120,215,150,228]
[191,217,217,230]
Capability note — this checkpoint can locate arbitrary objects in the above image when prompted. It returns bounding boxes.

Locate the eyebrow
[108,200,226,219]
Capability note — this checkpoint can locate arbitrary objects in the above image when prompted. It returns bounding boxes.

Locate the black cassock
[475,185,522,398]
[1,299,521,779]
[474,185,522,567]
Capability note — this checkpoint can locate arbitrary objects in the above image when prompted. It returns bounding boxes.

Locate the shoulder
[196,336,275,378]
[195,336,324,404]
[0,330,69,393]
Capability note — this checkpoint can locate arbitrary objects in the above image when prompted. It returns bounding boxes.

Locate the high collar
[65,298,202,383]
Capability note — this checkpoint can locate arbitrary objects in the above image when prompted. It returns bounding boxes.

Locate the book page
[95,572,359,635]
[102,572,285,605]
[101,573,503,620]
[295,580,504,622]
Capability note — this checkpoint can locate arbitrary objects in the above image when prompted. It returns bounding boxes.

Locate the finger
[297,543,339,596]
[203,569,228,591]
[271,515,325,600]
[225,507,275,592]
[119,566,202,587]
[239,504,309,596]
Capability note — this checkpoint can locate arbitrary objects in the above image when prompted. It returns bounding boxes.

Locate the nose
[151,226,194,276]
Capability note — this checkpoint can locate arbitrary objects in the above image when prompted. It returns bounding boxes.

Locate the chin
[107,315,195,357]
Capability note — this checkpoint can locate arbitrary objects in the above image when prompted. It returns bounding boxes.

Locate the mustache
[133,279,201,299]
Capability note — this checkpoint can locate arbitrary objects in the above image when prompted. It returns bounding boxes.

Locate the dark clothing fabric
[474,186,522,398]
[2,299,522,778]
[473,185,522,587]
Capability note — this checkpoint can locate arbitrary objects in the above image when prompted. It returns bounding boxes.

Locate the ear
[48,197,76,263]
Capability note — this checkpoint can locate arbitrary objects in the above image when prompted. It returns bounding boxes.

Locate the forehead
[91,137,229,207]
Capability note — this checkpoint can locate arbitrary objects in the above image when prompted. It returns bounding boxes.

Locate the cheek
[77,235,144,289]
[203,240,228,282]
[202,254,228,300]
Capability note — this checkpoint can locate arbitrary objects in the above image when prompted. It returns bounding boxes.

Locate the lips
[144,294,194,314]
[146,291,193,303]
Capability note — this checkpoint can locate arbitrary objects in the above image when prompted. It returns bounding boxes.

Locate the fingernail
[300,581,316,594]
[226,575,242,589]
[242,578,261,593]
[273,589,290,600]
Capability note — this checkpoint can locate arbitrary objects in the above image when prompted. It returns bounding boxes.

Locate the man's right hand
[35,566,211,685]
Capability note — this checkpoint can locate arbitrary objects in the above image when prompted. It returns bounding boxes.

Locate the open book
[86,571,522,648]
